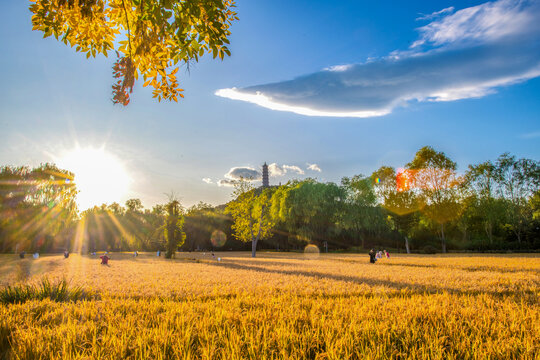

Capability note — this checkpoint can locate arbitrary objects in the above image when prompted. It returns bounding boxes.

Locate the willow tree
[29,0,238,105]
[269,180,345,249]
[225,180,274,258]
[341,175,384,249]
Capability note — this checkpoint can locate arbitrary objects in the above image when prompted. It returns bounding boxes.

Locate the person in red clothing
[100,254,109,265]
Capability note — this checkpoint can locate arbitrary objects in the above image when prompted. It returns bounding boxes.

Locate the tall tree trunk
[485,221,493,244]
[440,223,447,253]
[251,238,258,258]
[404,236,410,254]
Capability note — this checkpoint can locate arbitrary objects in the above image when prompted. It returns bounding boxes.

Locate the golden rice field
[0,252,538,359]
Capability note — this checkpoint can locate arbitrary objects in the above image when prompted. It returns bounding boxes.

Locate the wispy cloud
[283,165,305,175]
[307,163,322,172]
[218,179,236,187]
[411,0,535,48]
[216,0,540,117]
[202,177,213,184]
[268,163,309,176]
[416,6,454,21]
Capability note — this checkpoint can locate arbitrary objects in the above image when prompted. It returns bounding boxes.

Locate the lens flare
[304,244,320,259]
[210,230,227,248]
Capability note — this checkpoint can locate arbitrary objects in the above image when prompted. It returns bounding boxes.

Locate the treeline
[0,147,539,254]
[0,164,237,253]
[263,149,539,253]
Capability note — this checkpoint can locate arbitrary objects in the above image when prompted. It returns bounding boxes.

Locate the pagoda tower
[262,162,269,188]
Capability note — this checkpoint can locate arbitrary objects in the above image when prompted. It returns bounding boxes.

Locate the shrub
[0,278,97,305]
[422,245,438,254]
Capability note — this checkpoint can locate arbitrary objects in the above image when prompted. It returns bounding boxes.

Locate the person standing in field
[369,249,376,263]
[64,249,69,258]
[384,250,390,259]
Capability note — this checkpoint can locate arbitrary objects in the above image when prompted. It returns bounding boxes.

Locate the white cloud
[225,166,261,181]
[216,166,262,187]
[283,165,305,175]
[215,88,390,118]
[416,6,454,21]
[268,163,285,176]
[307,163,322,172]
[216,0,540,118]
[202,178,213,184]
[268,163,307,176]
[412,0,536,48]
[324,64,353,72]
[218,179,236,187]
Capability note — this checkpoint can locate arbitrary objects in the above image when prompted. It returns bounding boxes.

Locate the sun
[56,147,132,211]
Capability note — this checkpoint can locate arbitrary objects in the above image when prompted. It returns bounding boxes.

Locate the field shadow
[204,260,537,299]
[377,262,537,274]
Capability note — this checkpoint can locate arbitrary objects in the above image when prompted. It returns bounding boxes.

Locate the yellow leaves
[29,0,238,104]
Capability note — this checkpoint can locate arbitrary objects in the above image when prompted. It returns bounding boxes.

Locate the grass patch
[0,278,97,305]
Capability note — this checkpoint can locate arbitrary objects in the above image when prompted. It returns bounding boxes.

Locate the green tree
[341,175,385,249]
[125,198,143,213]
[226,180,274,257]
[407,147,463,253]
[494,154,539,243]
[184,202,231,251]
[270,180,345,249]
[146,204,167,250]
[465,161,505,244]
[164,199,185,258]
[531,190,540,221]
[29,0,238,105]
[372,166,420,254]
[0,164,78,252]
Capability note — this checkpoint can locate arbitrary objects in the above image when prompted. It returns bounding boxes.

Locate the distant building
[262,162,269,188]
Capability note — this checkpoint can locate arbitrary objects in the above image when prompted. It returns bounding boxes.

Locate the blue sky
[1,0,539,209]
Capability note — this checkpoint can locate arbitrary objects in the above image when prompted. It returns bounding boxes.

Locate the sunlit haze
[1,0,539,209]
[56,147,131,210]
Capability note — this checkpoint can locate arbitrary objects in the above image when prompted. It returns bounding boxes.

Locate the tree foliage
[0,164,78,252]
[29,0,238,105]
[340,175,385,249]
[1,147,539,255]
[372,166,424,253]
[164,199,185,258]
[406,146,464,253]
[271,180,346,249]
[225,180,274,257]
